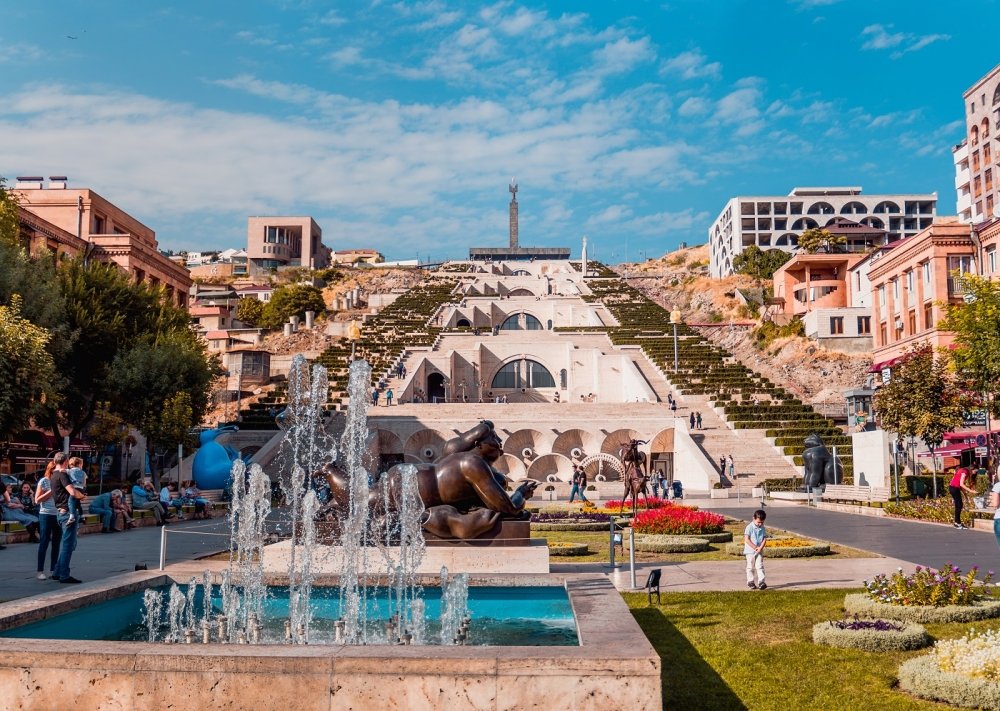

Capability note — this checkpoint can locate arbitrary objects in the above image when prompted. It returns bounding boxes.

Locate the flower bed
[532,520,609,531]
[600,497,680,513]
[634,535,709,553]
[548,542,590,556]
[863,564,994,607]
[844,594,1000,623]
[884,497,974,527]
[899,630,1000,709]
[632,506,725,535]
[812,618,929,652]
[725,538,830,558]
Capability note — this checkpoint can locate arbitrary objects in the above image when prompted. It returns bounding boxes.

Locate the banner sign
[963,410,988,427]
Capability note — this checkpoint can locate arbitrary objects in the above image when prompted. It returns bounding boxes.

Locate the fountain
[0,352,662,708]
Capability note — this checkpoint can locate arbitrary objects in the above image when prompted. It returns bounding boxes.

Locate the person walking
[949,466,976,529]
[990,477,1000,550]
[719,456,726,476]
[689,412,696,429]
[372,388,379,407]
[569,466,588,503]
[670,399,677,414]
[34,453,65,579]
[52,459,87,584]
[744,509,769,590]
[650,471,660,499]
[695,412,703,429]
[385,388,393,407]
[727,454,735,482]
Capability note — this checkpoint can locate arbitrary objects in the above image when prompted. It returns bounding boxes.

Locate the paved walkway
[701,498,1000,573]
[0,517,231,603]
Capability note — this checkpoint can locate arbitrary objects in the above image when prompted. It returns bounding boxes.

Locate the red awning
[918,443,971,457]
[868,356,903,373]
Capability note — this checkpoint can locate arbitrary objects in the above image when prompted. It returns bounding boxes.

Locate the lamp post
[670,309,682,373]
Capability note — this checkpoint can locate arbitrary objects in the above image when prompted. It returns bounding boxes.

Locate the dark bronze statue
[317,421,538,540]
[802,433,843,492]
[618,438,650,515]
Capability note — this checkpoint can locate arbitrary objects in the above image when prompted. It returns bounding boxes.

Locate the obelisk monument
[508,178,518,250]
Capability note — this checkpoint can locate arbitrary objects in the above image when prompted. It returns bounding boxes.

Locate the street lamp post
[670,309,682,373]
[348,320,361,361]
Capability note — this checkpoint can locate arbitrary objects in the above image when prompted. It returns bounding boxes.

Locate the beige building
[332,249,384,265]
[246,216,331,272]
[960,64,1000,223]
[14,177,191,306]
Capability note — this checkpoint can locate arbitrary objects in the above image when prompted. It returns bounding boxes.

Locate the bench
[821,484,892,504]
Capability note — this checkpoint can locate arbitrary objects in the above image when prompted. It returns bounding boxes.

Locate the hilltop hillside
[617,245,871,408]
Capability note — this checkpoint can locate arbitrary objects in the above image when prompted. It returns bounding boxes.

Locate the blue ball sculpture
[192,426,247,490]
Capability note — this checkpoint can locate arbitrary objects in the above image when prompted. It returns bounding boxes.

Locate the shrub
[600,497,681,513]
[634,535,709,553]
[812,619,929,652]
[884,497,975,527]
[725,541,830,558]
[844,594,1000,624]
[548,542,590,556]
[531,511,610,523]
[864,564,994,607]
[935,628,1000,681]
[899,654,1000,710]
[632,507,725,535]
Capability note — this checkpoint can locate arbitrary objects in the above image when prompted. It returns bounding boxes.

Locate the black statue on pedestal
[802,433,843,492]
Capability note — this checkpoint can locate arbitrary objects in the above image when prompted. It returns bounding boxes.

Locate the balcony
[948,276,969,297]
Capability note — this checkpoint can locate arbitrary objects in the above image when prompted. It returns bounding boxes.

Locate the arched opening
[993,85,1000,106]
[982,117,990,139]
[512,269,530,276]
[791,218,818,230]
[508,287,534,296]
[456,318,471,328]
[491,358,556,389]
[840,201,867,215]
[775,233,799,246]
[427,372,446,404]
[861,217,885,229]
[500,313,543,330]
[971,124,980,146]
[560,368,568,389]
[873,201,900,214]
[807,202,834,215]
[547,319,553,330]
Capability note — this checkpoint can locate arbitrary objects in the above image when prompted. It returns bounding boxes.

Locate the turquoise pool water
[1,585,578,646]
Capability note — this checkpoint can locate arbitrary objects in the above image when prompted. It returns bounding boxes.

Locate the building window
[908,310,916,334]
[906,270,914,293]
[922,261,931,286]
[491,359,556,389]
[878,285,885,306]
[857,316,871,335]
[93,215,106,234]
[499,313,543,330]
[989,248,997,275]
[924,303,934,330]
[892,278,899,302]
[947,255,975,296]
[829,316,844,335]
[879,322,887,346]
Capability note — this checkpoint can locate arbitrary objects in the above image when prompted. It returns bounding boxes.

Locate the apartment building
[14,177,191,306]
[708,187,937,278]
[246,216,331,272]
[868,218,974,368]
[959,64,1000,223]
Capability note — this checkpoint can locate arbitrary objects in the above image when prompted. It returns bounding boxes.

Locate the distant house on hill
[333,248,384,265]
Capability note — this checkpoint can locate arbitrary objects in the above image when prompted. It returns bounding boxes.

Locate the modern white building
[708,187,938,278]
[953,139,973,223]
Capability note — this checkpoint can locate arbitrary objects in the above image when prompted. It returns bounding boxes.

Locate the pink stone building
[14,177,191,306]
[246,216,331,272]
[868,218,974,367]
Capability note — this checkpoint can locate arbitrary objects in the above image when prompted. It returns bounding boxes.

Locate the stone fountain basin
[0,570,661,711]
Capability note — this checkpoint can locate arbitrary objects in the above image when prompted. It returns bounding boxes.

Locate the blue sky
[1,1,997,263]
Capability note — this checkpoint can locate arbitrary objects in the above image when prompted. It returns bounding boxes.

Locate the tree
[733,246,791,280]
[236,297,265,327]
[261,284,326,329]
[798,228,847,254]
[143,391,194,484]
[0,295,58,438]
[873,343,966,494]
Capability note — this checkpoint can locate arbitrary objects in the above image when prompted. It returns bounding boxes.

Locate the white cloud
[861,24,950,58]
[588,204,633,225]
[592,36,655,76]
[317,10,347,26]
[660,49,721,80]
[0,41,44,63]
[678,97,710,116]
[716,86,762,124]
[791,0,842,8]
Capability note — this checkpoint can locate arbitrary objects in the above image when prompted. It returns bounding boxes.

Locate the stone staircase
[678,392,802,488]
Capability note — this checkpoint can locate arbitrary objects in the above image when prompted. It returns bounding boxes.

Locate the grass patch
[625,588,987,710]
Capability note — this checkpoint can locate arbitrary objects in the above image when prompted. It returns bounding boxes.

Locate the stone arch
[873,201,900,214]
[502,428,552,461]
[499,312,543,330]
[601,428,644,456]
[526,453,574,482]
[403,429,450,463]
[456,318,471,328]
[861,216,885,229]
[579,453,625,482]
[492,453,527,481]
[375,429,403,455]
[775,233,799,246]
[508,287,534,296]
[840,201,868,215]
[807,201,835,215]
[791,217,818,230]
[552,429,602,459]
[490,357,556,389]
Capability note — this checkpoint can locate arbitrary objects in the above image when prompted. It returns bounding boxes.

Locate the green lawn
[537,522,874,564]
[624,588,980,710]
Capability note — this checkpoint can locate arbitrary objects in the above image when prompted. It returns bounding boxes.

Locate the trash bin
[671,480,683,499]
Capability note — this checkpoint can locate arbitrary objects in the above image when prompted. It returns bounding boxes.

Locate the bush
[260,284,326,329]
[884,497,974,526]
[899,654,1000,710]
[634,535,709,553]
[935,628,1000,681]
[761,478,802,492]
[725,541,830,558]
[812,619,929,652]
[864,564,994,607]
[844,593,1000,623]
[548,542,590,556]
[632,506,726,535]
[601,497,674,512]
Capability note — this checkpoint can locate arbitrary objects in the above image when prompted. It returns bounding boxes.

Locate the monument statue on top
[509,177,519,250]
[317,420,538,540]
